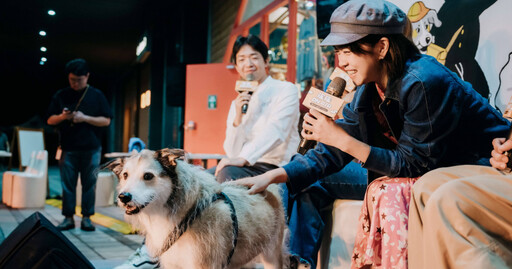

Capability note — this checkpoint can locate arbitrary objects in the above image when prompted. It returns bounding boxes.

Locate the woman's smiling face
[336,45,382,86]
[335,37,389,88]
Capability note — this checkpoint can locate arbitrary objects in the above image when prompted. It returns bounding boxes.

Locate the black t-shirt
[46,86,112,151]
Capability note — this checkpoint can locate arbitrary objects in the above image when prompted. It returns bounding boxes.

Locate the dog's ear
[102,158,125,177]
[155,148,186,167]
[426,10,442,27]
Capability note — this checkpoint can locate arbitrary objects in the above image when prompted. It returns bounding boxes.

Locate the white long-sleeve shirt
[223,76,300,167]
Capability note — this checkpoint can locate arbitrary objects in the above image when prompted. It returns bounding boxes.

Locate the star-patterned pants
[351,176,419,268]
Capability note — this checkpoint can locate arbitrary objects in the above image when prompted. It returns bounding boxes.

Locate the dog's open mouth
[123,196,154,215]
[125,204,141,215]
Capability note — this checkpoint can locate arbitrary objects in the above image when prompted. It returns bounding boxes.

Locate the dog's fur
[106,149,286,269]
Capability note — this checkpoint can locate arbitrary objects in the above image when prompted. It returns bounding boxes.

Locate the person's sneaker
[114,244,159,269]
[80,217,96,231]
[57,217,75,231]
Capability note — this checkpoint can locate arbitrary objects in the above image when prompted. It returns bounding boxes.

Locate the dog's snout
[118,192,132,204]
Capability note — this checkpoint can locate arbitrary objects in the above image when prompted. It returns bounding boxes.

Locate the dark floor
[0,165,263,268]
[0,165,144,268]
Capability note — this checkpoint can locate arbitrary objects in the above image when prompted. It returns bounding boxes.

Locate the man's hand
[47,108,74,125]
[234,91,252,114]
[232,91,252,126]
[490,137,512,170]
[72,111,87,123]
[215,157,249,177]
[69,111,110,127]
[61,108,74,121]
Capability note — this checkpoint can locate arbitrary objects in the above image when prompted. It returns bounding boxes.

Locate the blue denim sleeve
[283,101,361,194]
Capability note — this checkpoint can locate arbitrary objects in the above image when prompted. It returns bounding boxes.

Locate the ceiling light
[40,61,45,65]
[136,36,147,56]
[40,47,47,52]
[48,10,56,16]
[39,30,47,36]
[41,57,47,62]
[305,1,314,9]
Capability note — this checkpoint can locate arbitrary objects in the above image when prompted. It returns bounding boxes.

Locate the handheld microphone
[242,73,255,114]
[297,77,347,155]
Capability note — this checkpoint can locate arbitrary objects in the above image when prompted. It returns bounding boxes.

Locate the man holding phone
[47,58,112,231]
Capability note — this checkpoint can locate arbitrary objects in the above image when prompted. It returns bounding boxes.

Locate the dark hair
[231,34,269,64]
[335,34,419,81]
[65,58,89,76]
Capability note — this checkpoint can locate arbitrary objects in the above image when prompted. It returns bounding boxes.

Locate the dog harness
[159,191,239,266]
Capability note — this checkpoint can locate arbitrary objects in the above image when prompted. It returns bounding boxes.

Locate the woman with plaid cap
[233,0,510,268]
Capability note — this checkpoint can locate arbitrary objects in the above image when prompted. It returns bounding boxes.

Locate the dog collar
[158,191,239,266]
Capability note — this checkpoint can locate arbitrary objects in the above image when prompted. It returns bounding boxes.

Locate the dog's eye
[143,173,154,181]
[123,172,128,180]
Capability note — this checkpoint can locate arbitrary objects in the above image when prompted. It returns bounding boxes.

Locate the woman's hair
[231,34,269,64]
[335,34,419,81]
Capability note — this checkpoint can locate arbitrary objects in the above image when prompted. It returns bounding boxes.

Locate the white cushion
[10,150,48,208]
[318,199,363,269]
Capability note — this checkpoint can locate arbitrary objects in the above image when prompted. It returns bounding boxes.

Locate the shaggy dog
[106,148,286,269]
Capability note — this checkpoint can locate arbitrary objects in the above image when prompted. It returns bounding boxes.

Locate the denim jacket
[284,54,510,194]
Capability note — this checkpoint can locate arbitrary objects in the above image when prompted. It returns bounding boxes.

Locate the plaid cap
[320,0,406,46]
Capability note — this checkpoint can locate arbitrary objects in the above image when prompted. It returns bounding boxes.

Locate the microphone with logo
[297,77,347,155]
[234,73,257,114]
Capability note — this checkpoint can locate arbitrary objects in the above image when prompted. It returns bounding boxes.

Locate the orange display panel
[184,63,239,158]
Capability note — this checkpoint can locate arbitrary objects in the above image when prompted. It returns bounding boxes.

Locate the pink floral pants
[351,176,419,268]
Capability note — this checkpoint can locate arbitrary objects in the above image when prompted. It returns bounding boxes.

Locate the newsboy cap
[320,0,407,46]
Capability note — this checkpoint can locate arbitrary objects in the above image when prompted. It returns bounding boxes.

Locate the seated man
[212,34,300,182]
[409,136,512,268]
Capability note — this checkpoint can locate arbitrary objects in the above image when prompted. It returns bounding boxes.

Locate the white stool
[2,151,38,206]
[76,171,116,207]
[7,151,48,209]
[319,199,363,269]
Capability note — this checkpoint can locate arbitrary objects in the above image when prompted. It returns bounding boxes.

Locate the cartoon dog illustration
[407,0,497,99]
[408,1,442,54]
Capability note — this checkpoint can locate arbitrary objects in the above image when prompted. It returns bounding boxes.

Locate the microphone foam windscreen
[326,77,347,97]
